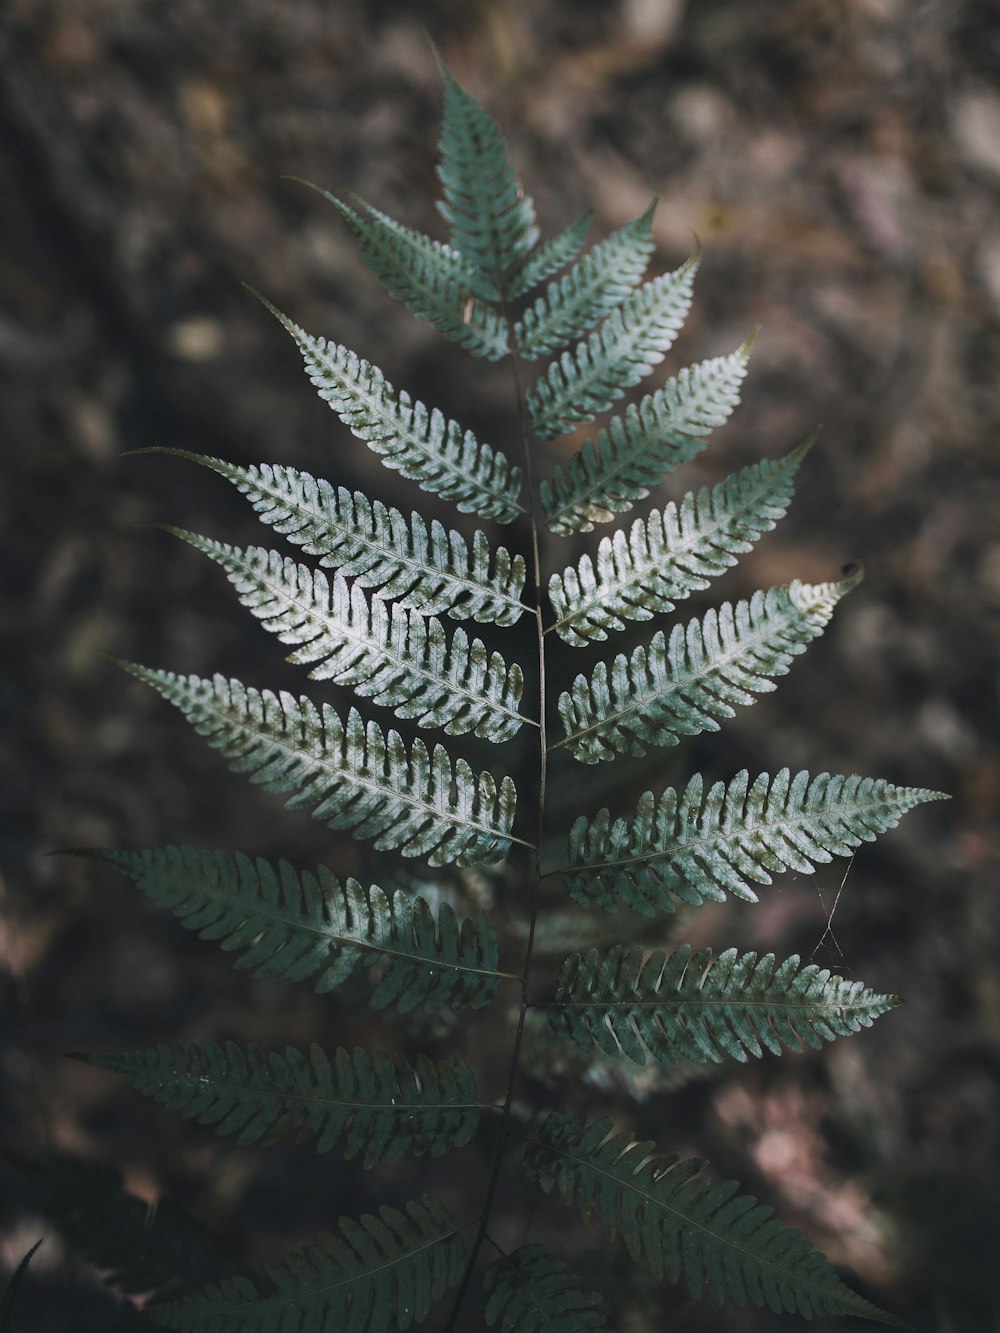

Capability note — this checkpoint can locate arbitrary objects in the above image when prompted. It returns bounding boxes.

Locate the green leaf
[140,451,526,627]
[147,1194,465,1332]
[555,575,860,764]
[75,1043,480,1168]
[548,439,812,645]
[73,848,503,1011]
[260,297,524,521]
[116,663,519,866]
[513,202,656,359]
[525,254,699,440]
[521,1113,904,1324]
[483,1244,612,1332]
[309,187,510,359]
[540,340,752,535]
[435,58,539,285]
[548,944,901,1068]
[167,530,526,742]
[564,768,947,915]
[505,212,592,300]
[0,1240,42,1331]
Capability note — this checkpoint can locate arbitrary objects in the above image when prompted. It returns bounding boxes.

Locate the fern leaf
[483,1244,612,1332]
[506,212,592,300]
[521,1113,904,1324]
[525,254,699,440]
[540,341,752,535]
[144,451,526,626]
[262,298,524,521]
[148,1194,465,1332]
[116,663,519,866]
[75,848,503,1011]
[513,202,656,359]
[76,1043,481,1168]
[435,59,539,285]
[310,187,510,359]
[555,575,860,764]
[168,530,525,741]
[564,768,946,915]
[548,440,811,645]
[0,1240,42,1331]
[548,944,900,1068]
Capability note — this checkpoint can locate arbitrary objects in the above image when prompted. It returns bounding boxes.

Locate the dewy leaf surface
[556,576,861,764]
[116,663,519,866]
[145,451,527,626]
[548,440,811,645]
[75,847,503,1011]
[564,768,947,914]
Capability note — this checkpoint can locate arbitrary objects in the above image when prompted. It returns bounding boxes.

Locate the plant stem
[443,316,547,1331]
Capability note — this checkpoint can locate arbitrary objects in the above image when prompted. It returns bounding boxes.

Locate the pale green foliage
[114,663,517,866]
[483,1245,612,1332]
[548,439,812,644]
[81,847,502,1011]
[513,202,656,359]
[76,1043,480,1168]
[167,529,525,741]
[525,253,699,439]
[148,1196,464,1332]
[147,451,527,625]
[59,58,945,1333]
[263,299,524,521]
[556,576,862,764]
[310,188,509,358]
[521,1113,904,1324]
[565,768,946,915]
[548,943,901,1067]
[540,342,752,534]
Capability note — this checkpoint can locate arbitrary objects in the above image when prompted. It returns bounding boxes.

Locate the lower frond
[483,1244,612,1332]
[75,847,503,1012]
[171,532,525,742]
[147,1194,465,1332]
[76,1043,480,1169]
[117,663,518,867]
[555,576,860,764]
[547,944,901,1068]
[564,768,947,914]
[520,1113,904,1325]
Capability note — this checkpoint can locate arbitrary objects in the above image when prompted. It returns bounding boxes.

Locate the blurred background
[1,1,998,1329]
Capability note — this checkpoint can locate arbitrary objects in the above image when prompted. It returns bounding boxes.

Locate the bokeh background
[1,2,998,1329]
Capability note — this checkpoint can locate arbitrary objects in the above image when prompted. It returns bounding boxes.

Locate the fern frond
[520,1113,904,1324]
[261,298,524,521]
[548,944,900,1068]
[540,341,752,534]
[548,440,811,645]
[76,1043,481,1168]
[116,664,519,866]
[555,575,859,764]
[506,212,592,300]
[564,768,946,914]
[308,188,510,359]
[435,59,539,286]
[525,254,699,440]
[144,451,526,626]
[483,1244,612,1332]
[513,203,656,359]
[148,1194,465,1332]
[75,848,503,1011]
[168,531,525,741]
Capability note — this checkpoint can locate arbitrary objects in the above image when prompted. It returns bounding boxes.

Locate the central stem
[443,314,547,1331]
